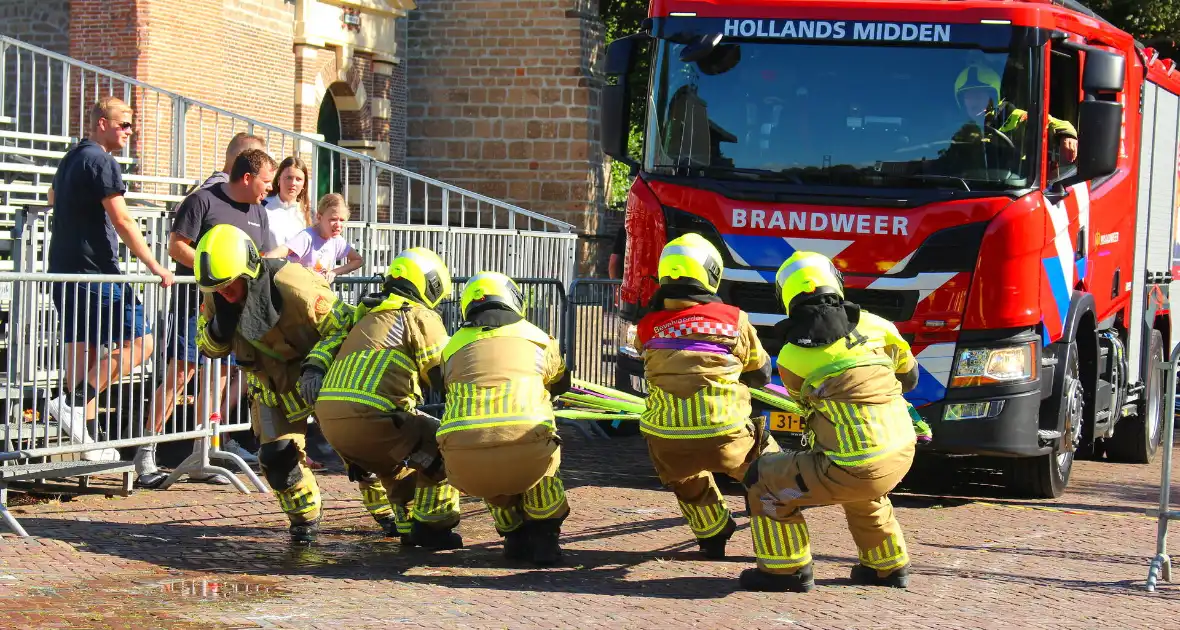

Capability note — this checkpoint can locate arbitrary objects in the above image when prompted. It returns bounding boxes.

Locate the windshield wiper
[670,164,805,184]
[882,173,972,191]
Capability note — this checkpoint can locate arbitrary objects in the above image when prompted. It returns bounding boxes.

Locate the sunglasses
[105,119,134,131]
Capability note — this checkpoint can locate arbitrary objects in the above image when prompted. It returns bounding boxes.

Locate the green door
[316,92,342,202]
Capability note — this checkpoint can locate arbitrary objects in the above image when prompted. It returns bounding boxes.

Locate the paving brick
[2,429,1179,628]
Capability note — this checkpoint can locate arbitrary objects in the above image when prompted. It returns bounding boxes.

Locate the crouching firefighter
[194,224,357,545]
[634,233,782,559]
[312,247,463,550]
[740,251,920,592]
[438,271,571,565]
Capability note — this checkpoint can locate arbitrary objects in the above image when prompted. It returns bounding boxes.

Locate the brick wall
[0,0,70,53]
[406,0,607,261]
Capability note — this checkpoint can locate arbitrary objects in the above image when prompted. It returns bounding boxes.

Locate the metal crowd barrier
[0,270,619,536]
[0,273,266,537]
[564,279,623,389]
[1146,339,1180,592]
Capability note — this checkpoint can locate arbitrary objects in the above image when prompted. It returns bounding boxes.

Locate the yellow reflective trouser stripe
[438,415,555,435]
[412,483,461,523]
[488,503,525,533]
[392,504,412,534]
[276,472,321,519]
[523,475,567,520]
[640,385,748,439]
[280,391,312,422]
[361,480,393,519]
[678,499,730,539]
[818,398,912,467]
[247,374,311,422]
[752,517,812,571]
[859,532,909,571]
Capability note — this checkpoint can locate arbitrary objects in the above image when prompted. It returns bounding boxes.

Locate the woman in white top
[262,156,312,251]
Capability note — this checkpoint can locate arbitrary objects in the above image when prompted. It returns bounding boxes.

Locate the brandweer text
[730,209,910,236]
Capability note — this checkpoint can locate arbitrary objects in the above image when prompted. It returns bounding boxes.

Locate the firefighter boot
[499,524,532,561]
[698,515,737,559]
[850,562,911,589]
[529,517,563,566]
[290,515,322,546]
[405,520,463,550]
[739,562,815,593]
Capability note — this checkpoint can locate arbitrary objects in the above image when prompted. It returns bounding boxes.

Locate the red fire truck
[602,0,1180,498]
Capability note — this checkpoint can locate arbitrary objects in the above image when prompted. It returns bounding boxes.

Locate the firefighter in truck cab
[741,251,920,592]
[632,233,785,564]
[953,62,1078,164]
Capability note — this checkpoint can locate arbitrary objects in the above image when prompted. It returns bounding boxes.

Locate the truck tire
[1107,329,1165,464]
[1006,339,1083,499]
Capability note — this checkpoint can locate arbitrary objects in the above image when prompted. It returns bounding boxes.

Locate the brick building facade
[405,0,608,269]
[0,0,610,272]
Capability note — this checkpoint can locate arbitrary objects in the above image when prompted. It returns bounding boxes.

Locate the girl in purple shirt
[266,193,363,283]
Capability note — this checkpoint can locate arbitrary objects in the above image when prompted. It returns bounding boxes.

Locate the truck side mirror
[1082,48,1125,92]
[1068,100,1122,185]
[602,34,647,173]
[1057,47,1125,187]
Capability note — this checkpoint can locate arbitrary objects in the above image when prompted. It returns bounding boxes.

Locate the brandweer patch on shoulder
[314,295,333,317]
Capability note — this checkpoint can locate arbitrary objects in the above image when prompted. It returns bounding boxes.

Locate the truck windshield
[645,35,1043,191]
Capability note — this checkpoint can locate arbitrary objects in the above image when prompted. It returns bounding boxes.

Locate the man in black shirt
[136,149,275,488]
[45,96,174,462]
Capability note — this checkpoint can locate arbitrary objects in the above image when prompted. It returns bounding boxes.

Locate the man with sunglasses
[45,96,173,461]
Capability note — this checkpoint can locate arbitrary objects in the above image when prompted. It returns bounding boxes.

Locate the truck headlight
[949,342,1036,387]
[618,321,640,359]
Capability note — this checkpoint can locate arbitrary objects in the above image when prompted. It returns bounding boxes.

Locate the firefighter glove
[209,293,243,342]
[298,366,325,405]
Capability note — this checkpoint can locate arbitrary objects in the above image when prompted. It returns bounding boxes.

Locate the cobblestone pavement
[2,427,1179,629]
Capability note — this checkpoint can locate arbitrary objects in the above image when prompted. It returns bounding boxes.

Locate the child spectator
[266,193,362,282]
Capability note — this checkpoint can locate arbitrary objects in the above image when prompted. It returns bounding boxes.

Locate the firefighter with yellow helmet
[193,223,356,545]
[633,233,783,560]
[739,250,920,592]
[953,62,1078,163]
[438,271,571,565]
[312,247,463,550]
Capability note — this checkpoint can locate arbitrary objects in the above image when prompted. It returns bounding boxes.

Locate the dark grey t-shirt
[47,139,127,274]
[170,183,269,307]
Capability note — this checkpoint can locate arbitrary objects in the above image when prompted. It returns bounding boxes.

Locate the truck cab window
[644,27,1045,193]
[1047,44,1082,183]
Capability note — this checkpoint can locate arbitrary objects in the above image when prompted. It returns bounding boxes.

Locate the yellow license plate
[765,411,803,433]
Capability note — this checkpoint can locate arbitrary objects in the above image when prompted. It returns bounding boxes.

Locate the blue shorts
[165,311,237,366]
[51,281,151,346]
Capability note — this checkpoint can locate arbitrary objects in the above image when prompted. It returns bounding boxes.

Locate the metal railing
[564,279,623,388]
[0,271,617,537]
[0,34,574,233]
[1146,340,1180,592]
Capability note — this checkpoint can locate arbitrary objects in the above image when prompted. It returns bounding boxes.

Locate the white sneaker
[223,439,259,464]
[46,396,120,462]
[81,447,121,462]
[46,396,95,445]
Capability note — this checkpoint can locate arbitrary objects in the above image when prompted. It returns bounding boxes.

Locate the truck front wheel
[1006,339,1082,499]
[1106,329,1165,464]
